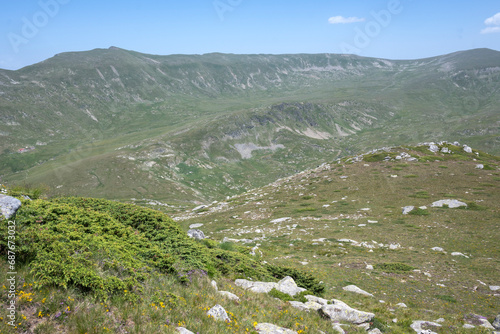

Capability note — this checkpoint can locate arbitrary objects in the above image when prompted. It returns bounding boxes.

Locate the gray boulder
[255,323,297,334]
[493,314,500,330]
[431,199,467,208]
[276,276,306,296]
[207,304,230,322]
[217,290,240,301]
[410,320,441,333]
[319,299,375,324]
[342,285,374,297]
[402,206,415,215]
[187,229,205,240]
[0,195,22,220]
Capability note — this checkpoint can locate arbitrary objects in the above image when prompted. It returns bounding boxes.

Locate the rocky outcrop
[0,195,22,220]
[410,320,441,333]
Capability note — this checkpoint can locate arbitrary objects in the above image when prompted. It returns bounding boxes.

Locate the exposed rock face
[207,304,230,322]
[255,323,297,334]
[342,285,374,297]
[431,199,467,208]
[187,229,206,240]
[0,195,22,220]
[319,299,375,324]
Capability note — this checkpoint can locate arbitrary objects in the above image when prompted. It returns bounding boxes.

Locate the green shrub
[374,262,415,273]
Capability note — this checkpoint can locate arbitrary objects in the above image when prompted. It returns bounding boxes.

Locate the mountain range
[0,47,499,205]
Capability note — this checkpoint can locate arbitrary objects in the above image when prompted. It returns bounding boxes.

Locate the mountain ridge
[0,47,499,204]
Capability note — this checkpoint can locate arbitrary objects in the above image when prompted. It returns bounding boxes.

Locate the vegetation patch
[374,263,415,274]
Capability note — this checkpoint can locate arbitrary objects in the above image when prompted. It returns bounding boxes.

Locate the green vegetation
[374,263,415,274]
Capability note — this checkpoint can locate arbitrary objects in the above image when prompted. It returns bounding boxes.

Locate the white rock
[0,195,22,220]
[429,144,439,153]
[490,286,500,291]
[343,285,374,297]
[463,146,473,153]
[211,280,218,291]
[288,301,310,312]
[187,229,205,240]
[207,304,230,322]
[276,276,306,296]
[368,220,378,223]
[451,252,469,258]
[270,217,291,223]
[368,329,382,334]
[176,327,195,334]
[332,323,346,334]
[366,264,374,270]
[189,223,204,229]
[410,320,441,333]
[476,164,484,169]
[431,199,467,208]
[463,324,475,329]
[319,299,375,324]
[402,206,415,214]
[391,175,398,178]
[255,323,297,334]
[218,290,240,301]
[304,295,329,305]
[431,247,445,252]
[396,303,408,308]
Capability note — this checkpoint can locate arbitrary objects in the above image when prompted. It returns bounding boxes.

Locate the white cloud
[484,12,500,26]
[481,26,500,34]
[328,16,365,24]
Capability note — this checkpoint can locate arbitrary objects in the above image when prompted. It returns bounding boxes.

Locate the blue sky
[1,0,499,70]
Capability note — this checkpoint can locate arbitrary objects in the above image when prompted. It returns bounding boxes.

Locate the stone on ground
[342,285,374,297]
[431,199,467,208]
[319,299,375,324]
[207,304,230,322]
[187,229,206,240]
[0,195,22,220]
[254,323,297,334]
[176,327,194,334]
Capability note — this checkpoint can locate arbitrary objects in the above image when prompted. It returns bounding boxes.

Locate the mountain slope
[1,48,499,204]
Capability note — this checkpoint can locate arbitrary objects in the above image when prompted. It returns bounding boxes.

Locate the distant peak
[108,46,123,51]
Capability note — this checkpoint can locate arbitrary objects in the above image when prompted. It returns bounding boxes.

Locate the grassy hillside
[0,143,498,333]
[1,48,499,204]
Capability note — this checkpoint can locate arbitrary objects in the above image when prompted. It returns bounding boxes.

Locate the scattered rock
[254,323,297,334]
[441,147,450,153]
[192,205,207,211]
[342,285,374,297]
[431,199,467,208]
[463,324,475,329]
[475,164,484,169]
[451,252,469,258]
[211,280,218,291]
[366,264,374,270]
[463,145,473,153]
[288,301,311,312]
[410,320,441,333]
[431,247,445,253]
[217,290,240,301]
[189,223,204,229]
[490,286,500,291]
[176,327,195,334]
[396,303,408,308]
[402,206,415,215]
[235,279,277,294]
[428,144,439,153]
[0,195,22,220]
[465,314,495,330]
[207,304,230,322]
[368,329,383,334]
[319,299,375,324]
[270,217,291,223]
[276,276,307,296]
[187,229,206,240]
[493,314,500,330]
[331,323,346,333]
